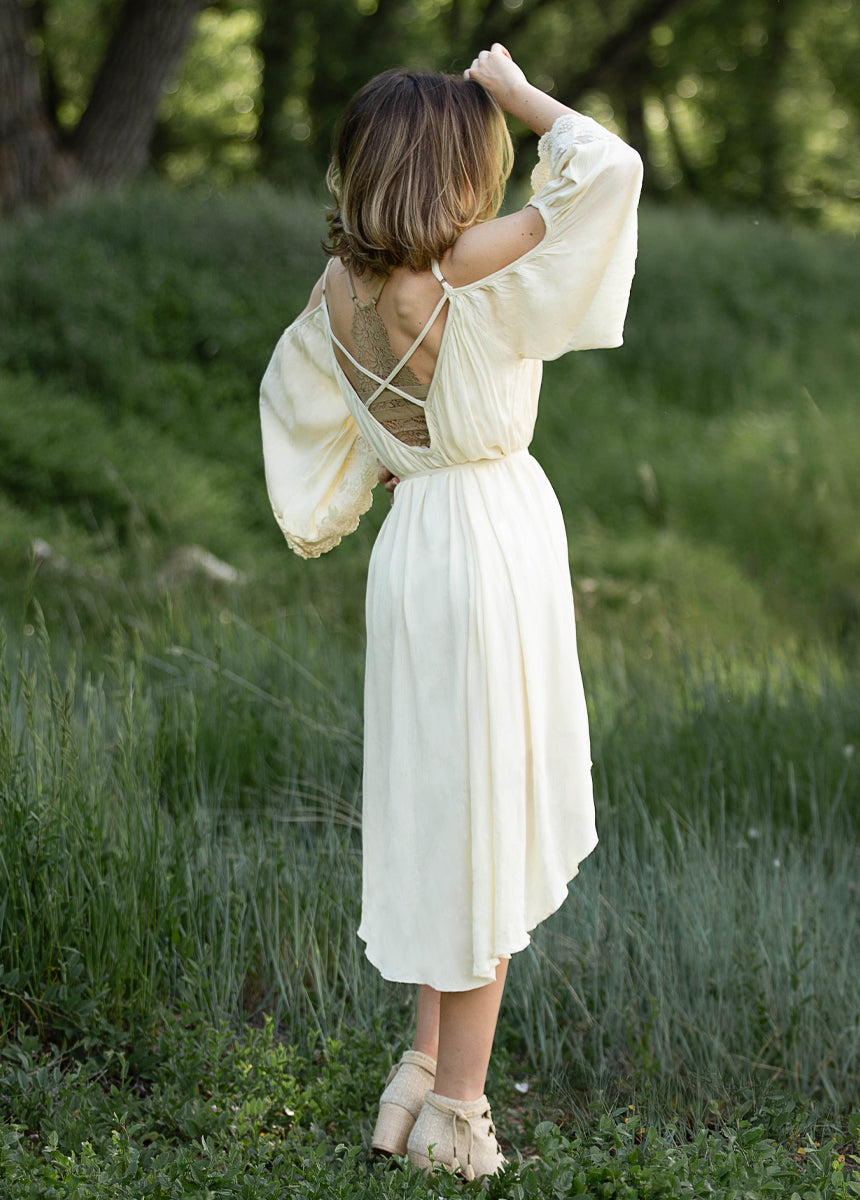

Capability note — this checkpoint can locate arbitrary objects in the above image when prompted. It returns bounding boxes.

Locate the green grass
[2,603,858,1078]
[1,185,859,655]
[1,184,860,1193]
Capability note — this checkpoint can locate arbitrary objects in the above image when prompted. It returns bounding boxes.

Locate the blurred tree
[153,5,262,184]
[256,0,305,175]
[0,0,205,214]
[641,0,802,210]
[251,0,703,182]
[255,0,440,186]
[3,0,858,227]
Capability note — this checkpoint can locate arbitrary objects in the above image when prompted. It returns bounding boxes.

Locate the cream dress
[260,114,643,991]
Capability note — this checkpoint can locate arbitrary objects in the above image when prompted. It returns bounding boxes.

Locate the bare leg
[432,959,508,1101]
[413,985,440,1060]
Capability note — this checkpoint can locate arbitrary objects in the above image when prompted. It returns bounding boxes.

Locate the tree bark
[71,0,206,184]
[0,0,77,214]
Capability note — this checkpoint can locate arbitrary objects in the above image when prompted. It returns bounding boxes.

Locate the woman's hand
[466,42,573,136]
[378,462,400,502]
[464,44,527,110]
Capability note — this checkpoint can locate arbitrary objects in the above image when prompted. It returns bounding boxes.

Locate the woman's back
[325,261,447,386]
[314,205,548,448]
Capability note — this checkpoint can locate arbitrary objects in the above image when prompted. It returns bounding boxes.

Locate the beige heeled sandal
[406,1090,506,1181]
[371,1049,437,1156]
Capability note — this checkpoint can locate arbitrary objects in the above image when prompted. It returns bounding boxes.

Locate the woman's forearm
[501,81,575,137]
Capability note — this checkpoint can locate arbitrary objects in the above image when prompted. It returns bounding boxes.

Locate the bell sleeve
[259,310,378,558]
[487,112,643,361]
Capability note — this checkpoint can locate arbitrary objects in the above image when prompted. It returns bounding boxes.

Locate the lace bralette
[347,270,431,449]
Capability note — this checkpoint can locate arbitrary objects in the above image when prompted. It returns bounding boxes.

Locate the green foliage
[156,8,263,185]
[530,202,860,651]
[0,1021,858,1196]
[1,186,859,659]
[24,0,860,224]
[1,605,858,1099]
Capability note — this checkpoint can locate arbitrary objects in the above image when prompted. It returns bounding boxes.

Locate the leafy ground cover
[1,1020,858,1198]
[1,185,859,1193]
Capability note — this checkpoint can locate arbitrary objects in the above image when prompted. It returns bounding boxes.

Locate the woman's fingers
[377,462,400,495]
[464,43,526,103]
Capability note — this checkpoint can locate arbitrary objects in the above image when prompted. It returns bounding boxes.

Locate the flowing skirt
[357,451,597,991]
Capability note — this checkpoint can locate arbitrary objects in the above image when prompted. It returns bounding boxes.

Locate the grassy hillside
[1,185,859,660]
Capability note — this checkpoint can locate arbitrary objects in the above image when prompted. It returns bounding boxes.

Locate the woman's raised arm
[465,43,573,136]
[448,43,643,357]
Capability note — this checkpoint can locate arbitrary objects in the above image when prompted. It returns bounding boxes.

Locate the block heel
[370,1049,436,1157]
[372,1100,421,1156]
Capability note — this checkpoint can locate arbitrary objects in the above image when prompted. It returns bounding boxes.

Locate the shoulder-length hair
[324,69,513,275]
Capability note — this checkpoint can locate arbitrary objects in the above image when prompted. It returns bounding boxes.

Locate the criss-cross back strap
[323,260,448,409]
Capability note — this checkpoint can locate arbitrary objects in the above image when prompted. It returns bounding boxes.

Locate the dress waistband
[399,449,530,481]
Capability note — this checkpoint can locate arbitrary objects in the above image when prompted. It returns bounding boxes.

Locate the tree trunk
[71,0,205,184]
[508,0,698,172]
[257,0,306,173]
[305,0,403,169]
[0,0,77,215]
[612,51,650,162]
[569,0,696,97]
[756,0,792,211]
[664,96,704,195]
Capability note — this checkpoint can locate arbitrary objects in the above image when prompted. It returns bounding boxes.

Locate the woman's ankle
[430,1073,486,1102]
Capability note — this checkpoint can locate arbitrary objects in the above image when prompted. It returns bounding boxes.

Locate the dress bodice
[260,112,643,556]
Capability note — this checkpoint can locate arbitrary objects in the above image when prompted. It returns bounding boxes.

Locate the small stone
[156,544,246,588]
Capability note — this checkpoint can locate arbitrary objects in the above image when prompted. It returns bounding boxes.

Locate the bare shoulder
[440,206,547,288]
[295,272,325,321]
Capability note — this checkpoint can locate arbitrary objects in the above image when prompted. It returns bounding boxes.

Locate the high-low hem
[357,845,597,992]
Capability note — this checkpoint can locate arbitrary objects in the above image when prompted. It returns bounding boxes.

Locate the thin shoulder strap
[430,260,450,287]
[346,266,388,306]
[328,291,448,408]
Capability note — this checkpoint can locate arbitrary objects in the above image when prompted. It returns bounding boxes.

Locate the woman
[260,45,642,1179]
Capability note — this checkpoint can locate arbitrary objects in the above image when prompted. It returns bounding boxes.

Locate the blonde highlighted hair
[324,69,513,275]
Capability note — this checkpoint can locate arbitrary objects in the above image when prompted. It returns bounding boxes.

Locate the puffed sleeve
[259,308,378,558]
[487,112,643,361]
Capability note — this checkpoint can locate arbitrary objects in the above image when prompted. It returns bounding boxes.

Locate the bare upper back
[323,259,447,389]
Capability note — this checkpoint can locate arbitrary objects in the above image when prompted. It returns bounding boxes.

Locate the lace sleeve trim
[530,112,615,194]
[270,434,378,559]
